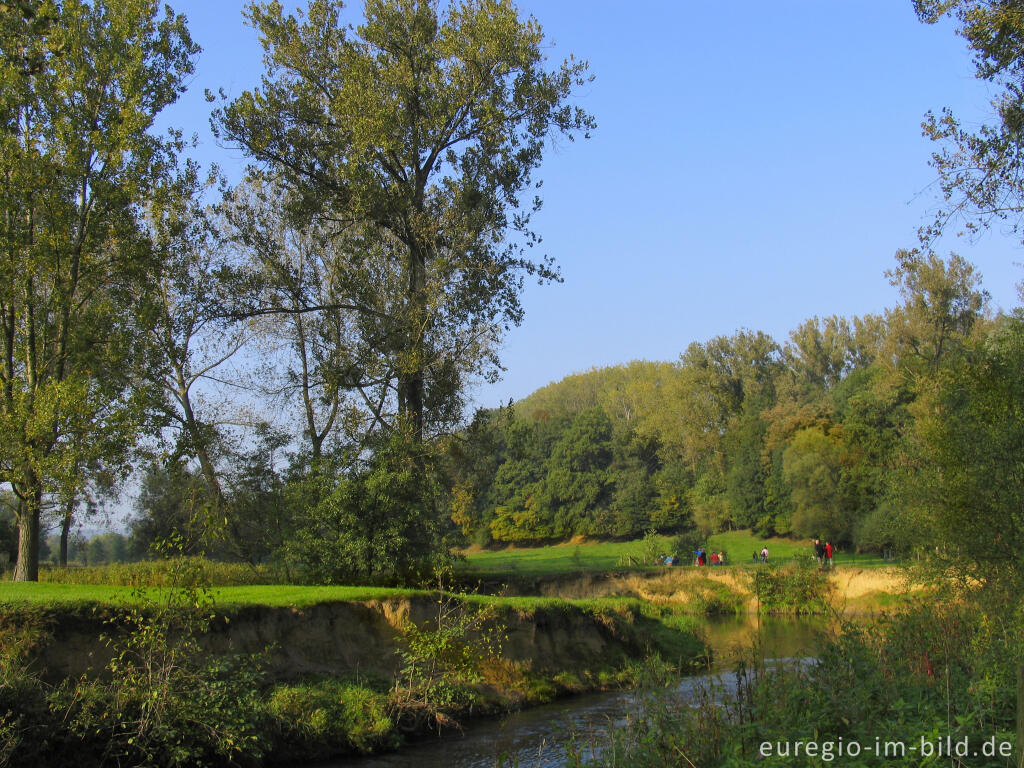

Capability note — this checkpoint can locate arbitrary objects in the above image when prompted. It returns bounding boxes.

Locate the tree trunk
[399,239,427,444]
[13,490,41,581]
[59,498,74,568]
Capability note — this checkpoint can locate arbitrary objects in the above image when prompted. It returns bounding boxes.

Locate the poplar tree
[0,0,197,580]
[214,0,594,445]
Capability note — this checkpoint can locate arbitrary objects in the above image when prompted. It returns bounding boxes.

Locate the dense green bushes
[571,597,1024,767]
[749,559,835,614]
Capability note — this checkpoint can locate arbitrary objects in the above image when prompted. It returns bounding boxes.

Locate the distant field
[460,530,891,576]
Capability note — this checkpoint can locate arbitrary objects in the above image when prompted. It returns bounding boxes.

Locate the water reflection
[321,615,824,768]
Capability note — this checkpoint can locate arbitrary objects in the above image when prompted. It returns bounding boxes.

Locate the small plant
[0,612,53,766]
[54,535,267,766]
[393,587,505,729]
[749,559,834,614]
[640,529,662,566]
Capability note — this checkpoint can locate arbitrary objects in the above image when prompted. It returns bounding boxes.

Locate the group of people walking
[694,549,725,566]
[657,539,838,568]
[813,539,834,566]
[657,550,727,566]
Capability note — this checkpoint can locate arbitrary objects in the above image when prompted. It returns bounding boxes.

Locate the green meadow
[458,529,889,577]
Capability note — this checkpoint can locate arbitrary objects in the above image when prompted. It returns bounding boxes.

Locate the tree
[0,0,197,580]
[220,178,366,462]
[782,427,850,542]
[885,249,989,376]
[906,311,1024,587]
[915,0,1024,246]
[147,168,246,513]
[214,0,594,444]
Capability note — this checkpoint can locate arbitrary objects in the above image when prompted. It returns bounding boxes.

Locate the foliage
[52,551,267,766]
[0,0,198,581]
[265,679,397,758]
[0,610,54,765]
[0,546,268,767]
[214,0,594,442]
[748,560,835,614]
[36,556,288,587]
[573,596,1024,767]
[915,0,1024,246]
[394,591,504,720]
[905,311,1024,588]
[285,436,451,585]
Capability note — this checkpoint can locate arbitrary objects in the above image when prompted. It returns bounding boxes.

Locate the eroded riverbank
[330,615,826,768]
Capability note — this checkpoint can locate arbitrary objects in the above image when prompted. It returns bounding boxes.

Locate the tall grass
[32,558,290,587]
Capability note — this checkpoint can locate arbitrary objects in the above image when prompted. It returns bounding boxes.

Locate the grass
[459,530,893,577]
[458,538,660,576]
[0,582,429,609]
[0,583,669,615]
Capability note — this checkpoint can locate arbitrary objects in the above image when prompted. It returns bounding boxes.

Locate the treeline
[449,250,1013,556]
[0,0,591,582]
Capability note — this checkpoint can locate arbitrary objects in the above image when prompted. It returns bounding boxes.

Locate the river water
[325,615,825,768]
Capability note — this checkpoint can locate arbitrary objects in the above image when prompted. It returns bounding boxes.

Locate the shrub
[749,561,834,614]
[38,557,289,587]
[53,555,267,766]
[265,680,397,759]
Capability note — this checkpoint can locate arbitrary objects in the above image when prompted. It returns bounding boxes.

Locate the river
[324,615,826,768]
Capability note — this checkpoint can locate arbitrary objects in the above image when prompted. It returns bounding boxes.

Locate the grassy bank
[0,581,706,766]
[459,530,891,577]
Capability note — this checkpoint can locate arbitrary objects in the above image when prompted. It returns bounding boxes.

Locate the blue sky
[161,0,1024,410]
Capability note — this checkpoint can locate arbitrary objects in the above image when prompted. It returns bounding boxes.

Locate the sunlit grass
[459,530,893,577]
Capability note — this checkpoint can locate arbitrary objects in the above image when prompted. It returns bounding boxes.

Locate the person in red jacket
[824,541,834,567]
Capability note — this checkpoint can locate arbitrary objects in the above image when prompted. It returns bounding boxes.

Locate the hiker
[710,551,720,566]
[825,541,834,567]
[814,538,824,565]
[760,546,769,563]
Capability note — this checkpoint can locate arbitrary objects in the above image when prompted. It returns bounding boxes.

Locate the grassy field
[459,530,891,576]
[0,582,429,609]
[0,582,668,615]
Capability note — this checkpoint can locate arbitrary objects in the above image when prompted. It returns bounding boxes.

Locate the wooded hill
[448,249,1017,554]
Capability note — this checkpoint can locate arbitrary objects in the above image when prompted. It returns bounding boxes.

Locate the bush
[572,597,1024,768]
[749,560,834,614]
[286,436,450,585]
[53,556,268,766]
[265,680,397,759]
[0,613,58,766]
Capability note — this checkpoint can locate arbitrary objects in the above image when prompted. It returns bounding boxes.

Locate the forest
[449,247,1006,553]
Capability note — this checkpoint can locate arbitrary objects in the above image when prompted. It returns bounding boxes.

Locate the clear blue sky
[162,0,1024,410]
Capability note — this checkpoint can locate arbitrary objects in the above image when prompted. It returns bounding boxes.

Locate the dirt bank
[16,595,700,685]
[459,566,914,613]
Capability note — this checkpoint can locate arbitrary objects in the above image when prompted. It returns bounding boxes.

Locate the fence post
[1017,665,1023,768]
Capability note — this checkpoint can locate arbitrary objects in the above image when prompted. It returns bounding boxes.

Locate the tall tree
[221,178,367,462]
[915,0,1024,246]
[885,249,989,377]
[214,0,594,444]
[0,0,197,580]
[148,167,250,512]
[907,310,1024,587]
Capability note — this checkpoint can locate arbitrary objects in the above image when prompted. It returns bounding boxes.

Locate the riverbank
[0,588,706,765]
[454,564,915,614]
